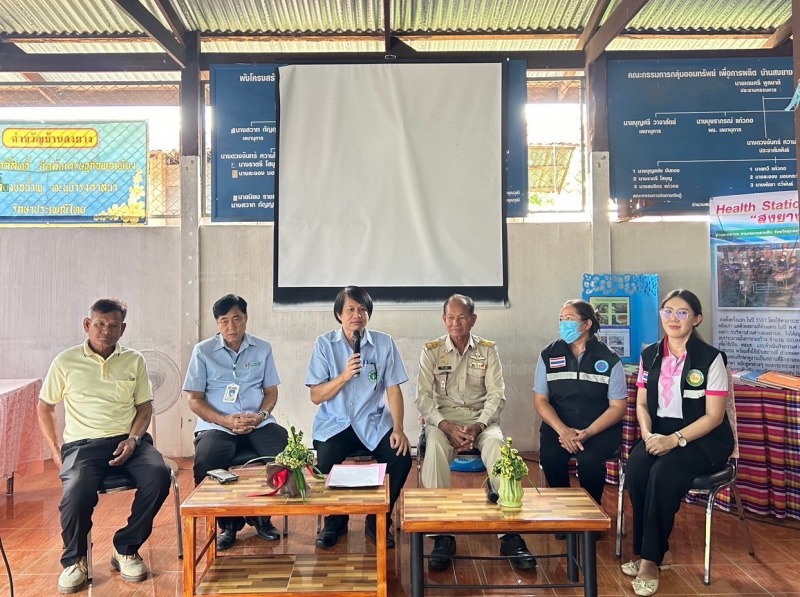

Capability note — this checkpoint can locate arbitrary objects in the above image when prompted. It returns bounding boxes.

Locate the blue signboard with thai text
[608,57,796,215]
[211,64,279,222]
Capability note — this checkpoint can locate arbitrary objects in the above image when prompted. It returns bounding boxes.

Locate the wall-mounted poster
[583,274,659,364]
[710,191,800,375]
[590,296,632,358]
[0,121,148,224]
[608,57,795,216]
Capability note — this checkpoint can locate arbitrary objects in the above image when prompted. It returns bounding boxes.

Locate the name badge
[223,383,240,403]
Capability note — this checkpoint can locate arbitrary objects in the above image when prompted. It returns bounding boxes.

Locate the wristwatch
[129,434,142,448]
[674,430,687,447]
[257,409,270,421]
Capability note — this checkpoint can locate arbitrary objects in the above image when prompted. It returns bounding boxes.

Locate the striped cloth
[604,375,800,520]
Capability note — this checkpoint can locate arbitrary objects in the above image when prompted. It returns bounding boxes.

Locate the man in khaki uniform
[415,294,535,572]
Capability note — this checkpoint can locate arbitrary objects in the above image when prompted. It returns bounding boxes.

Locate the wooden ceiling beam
[0,52,179,72]
[765,18,792,48]
[111,0,186,67]
[152,0,187,43]
[584,0,652,65]
[577,0,612,51]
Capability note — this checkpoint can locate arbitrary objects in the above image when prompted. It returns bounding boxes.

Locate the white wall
[1,219,714,457]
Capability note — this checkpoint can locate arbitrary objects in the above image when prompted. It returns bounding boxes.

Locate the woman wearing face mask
[533,299,628,507]
[621,290,733,597]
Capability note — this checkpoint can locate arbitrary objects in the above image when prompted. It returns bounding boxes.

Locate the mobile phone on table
[207,469,239,484]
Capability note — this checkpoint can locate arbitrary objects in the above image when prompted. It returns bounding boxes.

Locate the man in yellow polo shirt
[37,298,171,594]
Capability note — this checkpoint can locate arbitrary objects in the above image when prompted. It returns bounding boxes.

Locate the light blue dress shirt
[184,332,280,434]
[305,328,408,451]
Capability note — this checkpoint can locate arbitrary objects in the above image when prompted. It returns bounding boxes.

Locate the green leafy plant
[490,437,538,491]
[270,425,323,501]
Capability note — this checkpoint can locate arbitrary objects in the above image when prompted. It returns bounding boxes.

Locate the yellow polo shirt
[40,340,153,443]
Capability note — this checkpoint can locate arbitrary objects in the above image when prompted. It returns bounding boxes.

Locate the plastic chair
[537,447,624,554]
[87,457,182,582]
[687,370,754,584]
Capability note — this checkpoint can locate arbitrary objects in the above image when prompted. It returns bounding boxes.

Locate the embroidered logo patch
[686,369,705,387]
[368,371,378,382]
[594,359,609,373]
[549,356,567,368]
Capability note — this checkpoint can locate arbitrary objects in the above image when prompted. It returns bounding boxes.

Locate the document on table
[326,463,387,487]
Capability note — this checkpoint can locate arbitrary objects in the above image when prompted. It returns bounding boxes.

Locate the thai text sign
[0,121,148,223]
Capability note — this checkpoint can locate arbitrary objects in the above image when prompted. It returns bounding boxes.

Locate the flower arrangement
[266,425,323,501]
[491,436,535,482]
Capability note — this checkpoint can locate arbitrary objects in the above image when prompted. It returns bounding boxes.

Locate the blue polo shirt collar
[211,332,254,354]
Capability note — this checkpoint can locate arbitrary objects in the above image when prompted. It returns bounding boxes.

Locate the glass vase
[498,477,524,509]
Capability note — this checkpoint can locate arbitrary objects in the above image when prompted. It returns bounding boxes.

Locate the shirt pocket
[115,380,137,403]
[466,367,487,389]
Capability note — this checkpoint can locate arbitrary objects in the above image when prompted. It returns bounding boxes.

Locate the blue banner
[608,57,796,215]
[210,65,280,222]
[0,121,147,223]
[505,60,529,218]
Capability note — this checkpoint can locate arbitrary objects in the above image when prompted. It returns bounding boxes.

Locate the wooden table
[0,379,45,495]
[180,468,389,596]
[401,487,610,597]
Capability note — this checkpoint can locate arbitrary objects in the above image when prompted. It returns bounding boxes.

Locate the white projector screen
[276,62,506,304]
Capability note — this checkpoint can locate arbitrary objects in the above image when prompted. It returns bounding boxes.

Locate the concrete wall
[1,218,715,457]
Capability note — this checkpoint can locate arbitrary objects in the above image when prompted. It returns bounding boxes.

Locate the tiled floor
[2,456,799,595]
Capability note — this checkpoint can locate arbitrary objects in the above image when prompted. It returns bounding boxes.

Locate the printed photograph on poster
[711,191,800,376]
[716,243,799,308]
[590,297,630,327]
[596,328,631,358]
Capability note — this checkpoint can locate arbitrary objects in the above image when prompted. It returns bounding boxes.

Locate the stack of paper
[326,463,387,488]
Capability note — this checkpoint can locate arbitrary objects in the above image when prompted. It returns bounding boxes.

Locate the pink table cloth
[0,379,45,485]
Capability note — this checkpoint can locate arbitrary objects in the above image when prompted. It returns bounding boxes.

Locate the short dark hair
[443,294,474,316]
[562,299,600,336]
[89,298,127,321]
[334,286,373,323]
[213,294,248,319]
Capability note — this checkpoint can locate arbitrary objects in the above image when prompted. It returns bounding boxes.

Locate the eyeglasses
[659,308,691,321]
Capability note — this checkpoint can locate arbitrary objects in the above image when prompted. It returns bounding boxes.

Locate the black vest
[641,335,734,466]
[541,337,621,430]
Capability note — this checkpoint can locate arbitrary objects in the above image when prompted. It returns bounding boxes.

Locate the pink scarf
[659,352,686,408]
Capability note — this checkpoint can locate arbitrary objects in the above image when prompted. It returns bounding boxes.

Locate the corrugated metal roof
[0,0,791,56]
[626,0,789,32]
[175,0,380,33]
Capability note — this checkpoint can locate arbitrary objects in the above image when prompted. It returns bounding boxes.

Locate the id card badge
[223,383,240,403]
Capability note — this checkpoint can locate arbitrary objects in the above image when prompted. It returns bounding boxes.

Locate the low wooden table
[181,468,389,596]
[401,487,610,597]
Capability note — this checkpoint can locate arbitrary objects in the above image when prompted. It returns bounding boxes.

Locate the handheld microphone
[353,330,361,377]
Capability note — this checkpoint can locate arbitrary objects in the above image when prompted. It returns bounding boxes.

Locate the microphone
[353,330,361,377]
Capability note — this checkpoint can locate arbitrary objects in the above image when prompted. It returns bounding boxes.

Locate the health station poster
[711,191,800,375]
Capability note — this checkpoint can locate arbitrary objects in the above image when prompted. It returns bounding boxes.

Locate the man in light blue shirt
[184,294,288,550]
[306,286,412,549]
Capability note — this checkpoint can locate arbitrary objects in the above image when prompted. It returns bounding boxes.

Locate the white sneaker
[58,558,88,594]
[111,548,148,582]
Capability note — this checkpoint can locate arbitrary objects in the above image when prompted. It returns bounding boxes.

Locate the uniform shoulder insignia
[478,339,496,348]
[424,340,443,350]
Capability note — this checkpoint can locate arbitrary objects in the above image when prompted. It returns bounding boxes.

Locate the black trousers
[314,426,411,529]
[59,433,171,567]
[627,427,721,565]
[193,424,289,530]
[539,423,621,505]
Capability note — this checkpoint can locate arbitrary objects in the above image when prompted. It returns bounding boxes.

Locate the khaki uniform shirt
[415,333,506,428]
